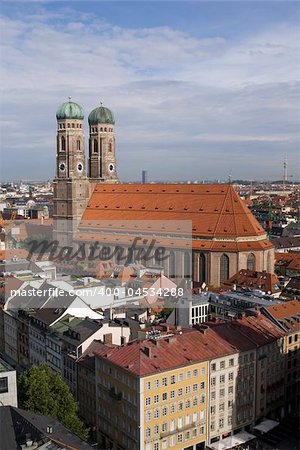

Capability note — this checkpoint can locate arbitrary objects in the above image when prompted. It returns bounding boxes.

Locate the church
[53,99,274,287]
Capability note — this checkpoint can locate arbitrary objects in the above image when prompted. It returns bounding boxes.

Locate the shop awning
[253,419,279,433]
[208,431,256,450]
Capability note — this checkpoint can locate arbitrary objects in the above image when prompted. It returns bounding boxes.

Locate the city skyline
[1,1,299,181]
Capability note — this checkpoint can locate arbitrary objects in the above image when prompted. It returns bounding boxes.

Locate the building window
[220,375,225,383]
[154,425,159,435]
[219,418,224,428]
[94,139,98,153]
[184,251,191,278]
[154,409,159,419]
[169,251,176,278]
[220,254,229,283]
[162,423,168,432]
[178,388,183,396]
[77,140,81,150]
[0,377,8,393]
[171,375,175,384]
[146,397,151,406]
[247,253,256,271]
[228,372,234,381]
[199,252,206,283]
[162,377,167,386]
[145,427,151,438]
[186,386,191,394]
[146,411,151,421]
[154,379,159,388]
[154,394,159,403]
[170,390,175,399]
[146,381,151,390]
[162,392,167,401]
[109,142,112,152]
[154,443,159,450]
[229,358,234,366]
[61,136,66,151]
[162,406,168,416]
[211,363,216,371]
[178,434,183,443]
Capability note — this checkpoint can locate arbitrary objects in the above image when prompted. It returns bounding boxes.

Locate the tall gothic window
[109,142,112,152]
[61,136,66,151]
[220,254,229,283]
[77,140,80,150]
[184,251,191,278]
[94,139,98,153]
[199,253,206,284]
[247,253,256,271]
[169,250,176,278]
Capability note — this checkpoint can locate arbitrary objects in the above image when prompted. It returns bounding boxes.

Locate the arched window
[169,250,176,278]
[220,254,229,283]
[109,142,112,152]
[184,251,191,278]
[199,253,206,284]
[247,253,256,271]
[61,136,66,151]
[94,139,98,153]
[76,140,80,150]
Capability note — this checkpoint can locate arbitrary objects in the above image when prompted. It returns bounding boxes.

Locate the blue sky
[1,1,299,181]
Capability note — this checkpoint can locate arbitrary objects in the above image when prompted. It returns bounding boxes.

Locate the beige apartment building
[93,327,236,450]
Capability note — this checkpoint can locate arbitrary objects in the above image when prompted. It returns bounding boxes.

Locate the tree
[18,364,89,441]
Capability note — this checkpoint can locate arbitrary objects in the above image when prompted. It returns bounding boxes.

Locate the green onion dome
[88,104,115,125]
[56,98,84,120]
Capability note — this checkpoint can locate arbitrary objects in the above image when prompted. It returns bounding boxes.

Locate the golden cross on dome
[68,96,72,101]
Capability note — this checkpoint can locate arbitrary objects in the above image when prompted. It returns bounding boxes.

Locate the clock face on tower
[59,162,66,172]
[109,164,114,172]
[77,162,83,173]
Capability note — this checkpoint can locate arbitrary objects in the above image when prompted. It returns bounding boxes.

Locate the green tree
[18,364,89,441]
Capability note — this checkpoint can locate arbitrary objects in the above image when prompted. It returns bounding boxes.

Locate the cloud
[0,6,299,181]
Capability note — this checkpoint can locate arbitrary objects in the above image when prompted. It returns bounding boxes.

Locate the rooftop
[94,327,237,377]
[80,184,270,251]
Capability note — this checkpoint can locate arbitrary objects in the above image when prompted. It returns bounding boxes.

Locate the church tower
[88,103,118,182]
[53,98,90,246]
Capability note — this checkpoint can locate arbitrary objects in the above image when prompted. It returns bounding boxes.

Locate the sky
[0,1,299,182]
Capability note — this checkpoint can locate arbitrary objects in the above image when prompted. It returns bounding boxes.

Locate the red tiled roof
[222,269,280,294]
[266,300,300,332]
[275,252,300,271]
[81,184,266,239]
[207,314,284,349]
[93,328,237,377]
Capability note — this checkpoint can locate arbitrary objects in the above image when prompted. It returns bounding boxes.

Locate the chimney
[103,333,113,345]
[166,335,177,344]
[199,324,209,335]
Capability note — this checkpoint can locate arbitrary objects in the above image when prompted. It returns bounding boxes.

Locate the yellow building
[94,326,235,450]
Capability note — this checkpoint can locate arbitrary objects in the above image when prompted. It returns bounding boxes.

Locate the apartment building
[208,349,256,445]
[226,312,286,420]
[262,300,300,415]
[94,327,237,450]
[0,357,18,407]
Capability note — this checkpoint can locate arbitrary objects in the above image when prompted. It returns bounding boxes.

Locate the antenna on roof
[68,96,72,102]
[228,174,232,185]
[100,100,103,106]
